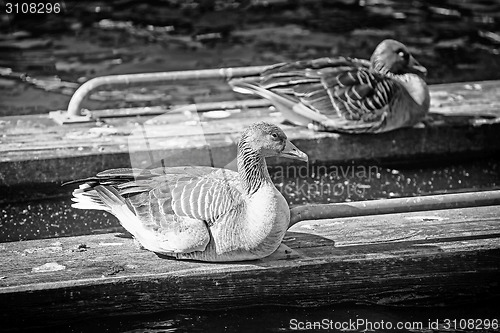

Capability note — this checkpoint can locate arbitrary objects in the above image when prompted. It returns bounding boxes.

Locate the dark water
[48,302,500,333]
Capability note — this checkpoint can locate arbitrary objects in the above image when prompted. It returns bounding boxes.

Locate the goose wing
[232,57,401,133]
[72,167,244,254]
[99,166,244,224]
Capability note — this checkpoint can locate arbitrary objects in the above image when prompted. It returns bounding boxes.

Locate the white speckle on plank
[405,215,445,222]
[88,127,118,136]
[32,262,66,273]
[24,245,63,254]
[98,242,124,246]
[203,110,231,119]
[464,83,482,91]
[184,120,200,126]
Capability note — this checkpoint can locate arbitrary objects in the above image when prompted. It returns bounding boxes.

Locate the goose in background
[230,39,430,134]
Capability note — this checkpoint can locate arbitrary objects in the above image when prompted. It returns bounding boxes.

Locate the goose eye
[398,51,409,61]
[270,133,278,139]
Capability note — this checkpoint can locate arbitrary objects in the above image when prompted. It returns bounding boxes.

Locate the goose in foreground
[70,122,308,262]
[230,39,430,133]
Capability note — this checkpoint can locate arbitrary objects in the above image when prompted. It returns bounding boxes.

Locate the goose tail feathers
[71,183,111,212]
[230,80,294,106]
[73,184,163,252]
[229,79,312,127]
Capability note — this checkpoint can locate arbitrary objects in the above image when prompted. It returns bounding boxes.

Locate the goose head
[370,39,427,76]
[240,122,308,162]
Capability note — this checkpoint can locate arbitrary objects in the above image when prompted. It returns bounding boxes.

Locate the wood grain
[1,205,499,329]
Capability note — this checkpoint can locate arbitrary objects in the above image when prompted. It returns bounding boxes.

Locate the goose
[230,39,430,133]
[69,122,308,262]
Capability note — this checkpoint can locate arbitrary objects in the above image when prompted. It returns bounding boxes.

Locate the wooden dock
[1,77,500,330]
[1,204,499,329]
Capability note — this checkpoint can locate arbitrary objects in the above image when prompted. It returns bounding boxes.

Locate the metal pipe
[289,190,500,227]
[67,65,270,117]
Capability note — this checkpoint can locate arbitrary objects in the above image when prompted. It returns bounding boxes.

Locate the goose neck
[237,141,270,195]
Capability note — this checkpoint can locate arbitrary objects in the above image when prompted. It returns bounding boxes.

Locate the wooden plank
[1,80,500,187]
[1,205,499,329]
[3,119,500,187]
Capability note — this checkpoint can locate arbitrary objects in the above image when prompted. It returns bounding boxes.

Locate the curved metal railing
[50,65,270,124]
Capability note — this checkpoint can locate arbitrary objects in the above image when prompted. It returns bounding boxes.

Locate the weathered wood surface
[1,205,499,330]
[0,80,500,187]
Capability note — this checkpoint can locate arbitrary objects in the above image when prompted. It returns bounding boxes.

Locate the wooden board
[1,205,499,329]
[1,80,500,187]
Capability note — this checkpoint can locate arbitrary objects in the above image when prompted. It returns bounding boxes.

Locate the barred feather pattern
[230,42,429,133]
[237,133,269,196]
[257,59,403,132]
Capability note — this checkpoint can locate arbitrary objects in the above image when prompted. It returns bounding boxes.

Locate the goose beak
[408,55,427,76]
[281,140,308,162]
